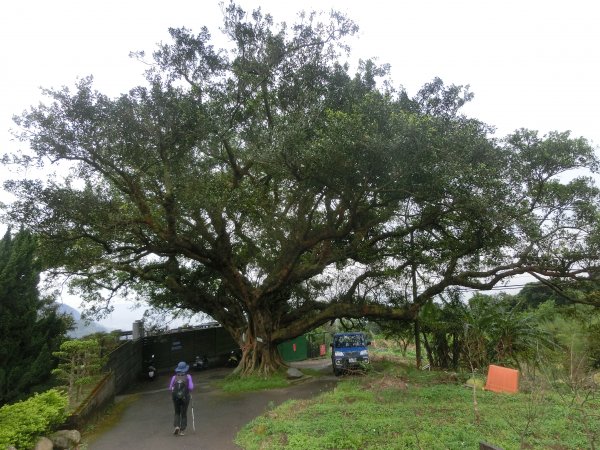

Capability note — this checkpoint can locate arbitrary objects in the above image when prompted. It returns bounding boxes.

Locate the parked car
[330,332,370,376]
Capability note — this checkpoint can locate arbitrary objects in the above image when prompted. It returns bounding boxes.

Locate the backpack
[173,373,189,400]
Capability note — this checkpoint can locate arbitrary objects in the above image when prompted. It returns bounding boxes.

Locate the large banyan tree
[4,4,600,374]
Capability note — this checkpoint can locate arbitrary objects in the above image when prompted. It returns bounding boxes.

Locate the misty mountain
[56,303,111,338]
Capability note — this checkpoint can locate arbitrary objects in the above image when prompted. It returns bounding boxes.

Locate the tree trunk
[414,319,421,369]
[230,309,286,376]
[411,233,422,369]
[422,332,434,368]
[452,332,460,370]
[237,339,285,376]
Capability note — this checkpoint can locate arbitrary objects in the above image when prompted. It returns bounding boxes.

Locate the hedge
[0,389,68,449]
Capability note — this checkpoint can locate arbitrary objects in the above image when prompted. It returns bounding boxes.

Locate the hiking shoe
[173,427,180,435]
[179,430,185,436]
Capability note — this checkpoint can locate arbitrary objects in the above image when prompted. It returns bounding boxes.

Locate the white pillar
[132,320,144,340]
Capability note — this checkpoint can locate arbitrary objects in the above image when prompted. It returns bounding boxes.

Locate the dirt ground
[86,359,336,450]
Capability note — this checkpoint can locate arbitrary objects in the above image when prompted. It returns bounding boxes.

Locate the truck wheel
[333,368,341,376]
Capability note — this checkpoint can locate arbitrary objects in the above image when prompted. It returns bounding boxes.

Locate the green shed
[277,335,308,362]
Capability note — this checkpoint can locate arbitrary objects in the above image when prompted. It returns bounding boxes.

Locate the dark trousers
[172,396,190,430]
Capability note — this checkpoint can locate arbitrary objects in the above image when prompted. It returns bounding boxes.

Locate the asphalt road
[87,361,336,450]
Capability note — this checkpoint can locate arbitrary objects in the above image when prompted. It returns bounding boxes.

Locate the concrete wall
[105,339,143,393]
[143,326,239,372]
[65,372,115,429]
[64,340,143,428]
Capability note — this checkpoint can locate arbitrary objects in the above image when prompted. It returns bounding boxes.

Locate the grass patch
[218,371,291,393]
[235,363,600,449]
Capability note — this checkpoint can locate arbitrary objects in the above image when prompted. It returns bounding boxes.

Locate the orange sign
[485,365,519,393]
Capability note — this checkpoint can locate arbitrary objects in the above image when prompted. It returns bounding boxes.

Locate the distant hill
[56,303,111,338]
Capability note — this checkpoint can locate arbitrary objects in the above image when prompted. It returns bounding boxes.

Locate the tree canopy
[4,4,600,374]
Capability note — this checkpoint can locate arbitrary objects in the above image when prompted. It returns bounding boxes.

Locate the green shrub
[0,389,68,449]
[588,322,600,368]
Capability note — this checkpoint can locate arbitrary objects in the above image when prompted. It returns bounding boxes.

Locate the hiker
[169,361,194,435]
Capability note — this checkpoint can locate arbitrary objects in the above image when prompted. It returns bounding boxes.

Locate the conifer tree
[0,228,70,405]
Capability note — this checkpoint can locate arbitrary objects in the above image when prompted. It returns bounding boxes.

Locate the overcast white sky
[1,0,599,329]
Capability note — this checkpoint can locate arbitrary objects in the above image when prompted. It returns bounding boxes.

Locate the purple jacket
[169,373,194,392]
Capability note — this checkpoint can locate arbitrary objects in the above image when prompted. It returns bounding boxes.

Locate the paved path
[88,362,336,450]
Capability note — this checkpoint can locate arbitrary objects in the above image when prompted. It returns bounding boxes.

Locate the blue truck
[330,332,371,376]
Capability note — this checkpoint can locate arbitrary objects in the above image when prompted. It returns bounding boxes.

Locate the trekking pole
[191,395,195,432]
